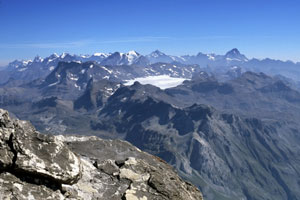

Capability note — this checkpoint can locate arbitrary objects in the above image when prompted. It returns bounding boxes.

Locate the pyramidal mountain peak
[225,48,242,58]
[226,48,241,55]
[225,48,248,61]
[150,50,166,56]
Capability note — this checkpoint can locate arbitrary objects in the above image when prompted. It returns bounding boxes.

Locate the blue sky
[0,0,299,66]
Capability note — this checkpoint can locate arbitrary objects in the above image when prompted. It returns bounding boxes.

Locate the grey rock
[0,109,203,200]
[0,109,82,185]
[64,135,203,200]
[0,109,15,170]
[0,172,64,200]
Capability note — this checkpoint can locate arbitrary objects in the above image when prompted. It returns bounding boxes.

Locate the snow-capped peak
[47,53,59,60]
[126,51,140,65]
[22,60,32,66]
[127,50,139,57]
[52,53,59,58]
[60,52,68,59]
[33,56,43,62]
[93,52,109,57]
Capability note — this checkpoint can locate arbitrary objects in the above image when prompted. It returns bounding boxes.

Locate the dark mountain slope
[74,79,121,111]
[90,88,300,200]
[166,71,300,121]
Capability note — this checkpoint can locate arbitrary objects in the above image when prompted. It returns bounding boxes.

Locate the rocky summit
[0,109,203,200]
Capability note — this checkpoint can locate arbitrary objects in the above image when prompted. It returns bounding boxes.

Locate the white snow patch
[101,66,113,74]
[226,58,241,61]
[69,76,79,81]
[170,56,177,61]
[61,52,68,59]
[207,54,215,60]
[22,60,32,66]
[128,50,138,57]
[18,68,27,72]
[124,75,189,89]
[178,56,186,61]
[68,73,79,81]
[49,66,55,71]
[48,81,59,87]
[106,87,113,92]
[74,83,81,90]
[53,53,59,57]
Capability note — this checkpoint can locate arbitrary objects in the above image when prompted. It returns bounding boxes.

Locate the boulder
[0,109,203,199]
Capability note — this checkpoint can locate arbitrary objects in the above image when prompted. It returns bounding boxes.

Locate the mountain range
[1,49,300,199]
[1,49,300,88]
[94,84,300,199]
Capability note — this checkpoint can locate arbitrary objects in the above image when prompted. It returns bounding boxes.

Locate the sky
[0,0,299,66]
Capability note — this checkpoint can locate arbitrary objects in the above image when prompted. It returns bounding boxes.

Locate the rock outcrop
[0,109,203,200]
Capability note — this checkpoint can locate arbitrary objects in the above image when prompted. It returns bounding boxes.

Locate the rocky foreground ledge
[0,109,203,200]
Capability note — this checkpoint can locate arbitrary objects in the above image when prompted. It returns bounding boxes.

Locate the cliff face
[0,109,203,200]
